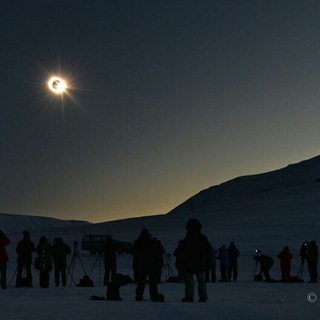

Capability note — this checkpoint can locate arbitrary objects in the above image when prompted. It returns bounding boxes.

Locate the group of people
[253,241,319,283]
[1,222,319,304]
[174,239,239,284]
[132,218,211,302]
[0,229,71,289]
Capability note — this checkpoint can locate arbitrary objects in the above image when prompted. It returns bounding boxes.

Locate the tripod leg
[250,262,258,280]
[66,256,77,286]
[9,265,18,287]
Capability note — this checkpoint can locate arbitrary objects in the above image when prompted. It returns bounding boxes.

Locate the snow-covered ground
[1,157,320,319]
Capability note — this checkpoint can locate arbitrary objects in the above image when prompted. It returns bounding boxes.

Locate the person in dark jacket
[51,237,71,286]
[205,244,217,283]
[0,229,10,289]
[133,228,164,302]
[36,236,52,288]
[300,241,309,263]
[104,237,117,285]
[180,219,210,302]
[16,230,36,287]
[277,246,293,281]
[306,240,318,283]
[228,241,239,281]
[253,254,274,281]
[218,245,229,282]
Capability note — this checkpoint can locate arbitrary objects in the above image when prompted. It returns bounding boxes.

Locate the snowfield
[1,156,320,319]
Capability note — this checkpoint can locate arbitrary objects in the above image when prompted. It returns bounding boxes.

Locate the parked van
[81,234,133,254]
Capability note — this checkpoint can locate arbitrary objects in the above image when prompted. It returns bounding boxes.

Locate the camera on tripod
[73,241,79,253]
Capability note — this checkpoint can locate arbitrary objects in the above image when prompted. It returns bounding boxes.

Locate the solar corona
[47,76,67,94]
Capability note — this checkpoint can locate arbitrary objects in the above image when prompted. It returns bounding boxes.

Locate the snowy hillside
[0,212,90,234]
[169,155,320,214]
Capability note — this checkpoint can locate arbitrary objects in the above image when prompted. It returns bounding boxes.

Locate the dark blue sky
[1,1,320,222]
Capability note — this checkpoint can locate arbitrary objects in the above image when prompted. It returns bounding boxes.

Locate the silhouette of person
[16,231,36,287]
[0,229,10,289]
[51,237,71,286]
[133,228,164,302]
[306,240,318,283]
[180,219,210,302]
[277,246,293,281]
[36,236,52,288]
[227,241,239,281]
[218,245,229,282]
[205,243,217,283]
[253,254,274,281]
[104,237,117,285]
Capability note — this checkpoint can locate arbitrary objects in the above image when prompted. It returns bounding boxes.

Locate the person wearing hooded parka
[133,228,164,302]
[179,219,210,302]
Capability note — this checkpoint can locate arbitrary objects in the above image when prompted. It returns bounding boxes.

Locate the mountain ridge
[169,155,320,214]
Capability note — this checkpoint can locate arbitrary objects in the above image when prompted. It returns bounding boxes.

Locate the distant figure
[179,219,210,302]
[205,244,217,283]
[299,241,309,263]
[104,237,117,285]
[306,240,318,283]
[218,245,229,282]
[228,241,240,281]
[174,240,185,282]
[133,228,164,302]
[16,231,36,287]
[0,229,10,289]
[36,236,52,288]
[253,255,274,281]
[277,246,293,281]
[51,237,71,286]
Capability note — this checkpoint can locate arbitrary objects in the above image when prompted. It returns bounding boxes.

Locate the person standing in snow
[51,237,71,287]
[0,229,10,289]
[104,236,117,285]
[16,230,36,287]
[35,236,52,288]
[218,245,229,282]
[306,240,318,283]
[227,241,240,281]
[179,219,210,302]
[205,243,217,283]
[277,246,293,281]
[133,228,164,302]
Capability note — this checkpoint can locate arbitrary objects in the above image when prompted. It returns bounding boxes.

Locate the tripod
[162,253,175,281]
[9,262,39,287]
[250,260,259,281]
[297,260,305,279]
[89,252,105,285]
[66,241,88,286]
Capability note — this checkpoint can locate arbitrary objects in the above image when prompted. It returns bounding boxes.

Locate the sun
[47,76,67,94]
